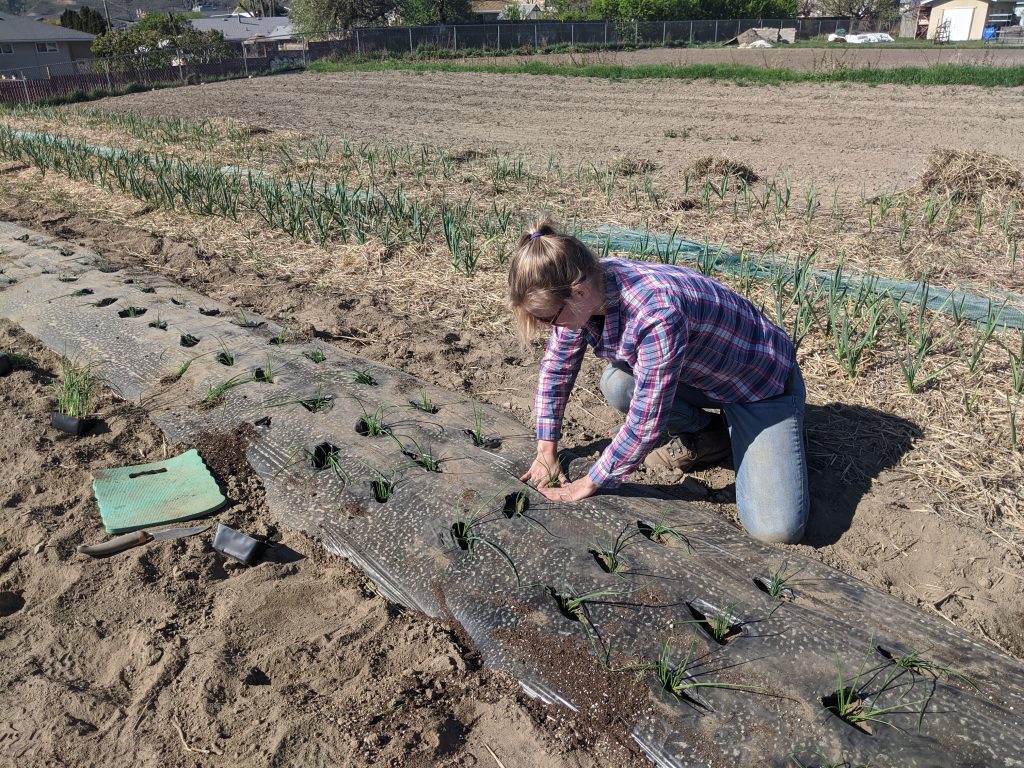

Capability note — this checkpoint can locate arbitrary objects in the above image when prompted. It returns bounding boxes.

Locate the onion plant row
[0,126,501,274]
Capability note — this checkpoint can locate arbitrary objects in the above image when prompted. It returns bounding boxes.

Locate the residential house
[189,14,294,43]
[471,2,543,21]
[0,14,95,79]
[917,0,1019,39]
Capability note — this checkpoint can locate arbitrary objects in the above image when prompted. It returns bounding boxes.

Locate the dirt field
[2,67,1024,765]
[104,70,1024,198]
[477,44,1024,70]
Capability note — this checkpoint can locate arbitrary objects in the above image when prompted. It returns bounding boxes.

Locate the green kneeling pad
[93,449,227,534]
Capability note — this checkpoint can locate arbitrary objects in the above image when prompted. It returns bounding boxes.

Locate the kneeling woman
[509,219,808,545]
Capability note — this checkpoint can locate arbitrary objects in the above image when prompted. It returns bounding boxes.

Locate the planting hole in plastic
[73,288,94,296]
[404,450,441,472]
[822,689,874,735]
[180,334,200,348]
[215,352,234,366]
[546,587,583,623]
[590,548,628,574]
[139,286,156,294]
[371,478,392,504]
[199,307,220,316]
[753,576,796,600]
[94,297,117,308]
[354,417,389,437]
[464,429,501,449]
[117,307,147,318]
[310,442,340,470]
[686,601,743,645]
[149,319,167,330]
[254,368,271,383]
[502,491,529,519]
[451,521,471,551]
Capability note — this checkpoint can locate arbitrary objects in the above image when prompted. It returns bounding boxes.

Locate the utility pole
[101,0,112,30]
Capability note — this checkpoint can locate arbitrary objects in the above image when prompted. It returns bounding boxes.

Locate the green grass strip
[309,59,1024,87]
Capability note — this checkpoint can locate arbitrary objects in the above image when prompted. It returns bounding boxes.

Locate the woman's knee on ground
[738,499,806,544]
[599,363,634,414]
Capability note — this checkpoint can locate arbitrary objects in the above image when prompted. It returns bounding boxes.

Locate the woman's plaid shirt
[534,258,796,486]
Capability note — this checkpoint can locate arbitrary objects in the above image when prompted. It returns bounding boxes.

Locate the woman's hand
[537,475,598,503]
[519,441,566,489]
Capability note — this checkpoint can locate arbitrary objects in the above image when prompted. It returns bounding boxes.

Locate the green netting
[576,225,1024,331]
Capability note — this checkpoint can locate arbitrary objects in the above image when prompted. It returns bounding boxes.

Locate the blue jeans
[599,362,809,544]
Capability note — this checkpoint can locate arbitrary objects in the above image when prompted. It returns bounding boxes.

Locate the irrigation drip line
[6,128,1023,330]
[577,225,1024,331]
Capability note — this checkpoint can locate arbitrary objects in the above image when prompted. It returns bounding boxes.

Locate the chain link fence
[1,16,878,105]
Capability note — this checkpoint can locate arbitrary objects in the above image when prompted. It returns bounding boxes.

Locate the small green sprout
[269,384,333,413]
[355,403,390,436]
[269,327,287,345]
[148,315,167,330]
[255,354,274,383]
[757,563,805,599]
[400,436,442,472]
[203,372,250,404]
[215,338,234,366]
[546,585,632,624]
[637,518,691,550]
[165,358,193,383]
[449,501,519,583]
[589,525,639,575]
[410,391,437,413]
[304,348,327,364]
[656,637,764,703]
[348,367,377,385]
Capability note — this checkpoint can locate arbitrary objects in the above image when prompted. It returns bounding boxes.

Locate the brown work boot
[644,415,732,472]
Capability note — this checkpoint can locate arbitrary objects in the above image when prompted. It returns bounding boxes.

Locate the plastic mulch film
[3,220,1024,767]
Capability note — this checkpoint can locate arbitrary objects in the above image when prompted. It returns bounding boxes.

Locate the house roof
[472,1,512,11]
[916,0,1000,5]
[0,14,97,43]
[190,15,294,42]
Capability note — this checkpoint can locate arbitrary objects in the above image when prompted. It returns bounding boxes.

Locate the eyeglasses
[534,303,566,327]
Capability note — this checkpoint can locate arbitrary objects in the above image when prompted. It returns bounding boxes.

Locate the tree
[817,0,899,21]
[3,0,27,14]
[289,0,401,33]
[91,13,231,68]
[501,3,523,20]
[60,7,109,35]
[394,0,472,25]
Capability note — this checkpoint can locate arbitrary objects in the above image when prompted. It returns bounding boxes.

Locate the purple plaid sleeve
[534,328,587,442]
[588,305,686,486]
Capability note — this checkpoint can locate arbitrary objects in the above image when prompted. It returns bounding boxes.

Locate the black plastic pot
[0,353,11,377]
[51,412,95,436]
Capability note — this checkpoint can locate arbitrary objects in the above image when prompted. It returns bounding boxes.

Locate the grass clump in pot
[52,356,96,419]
